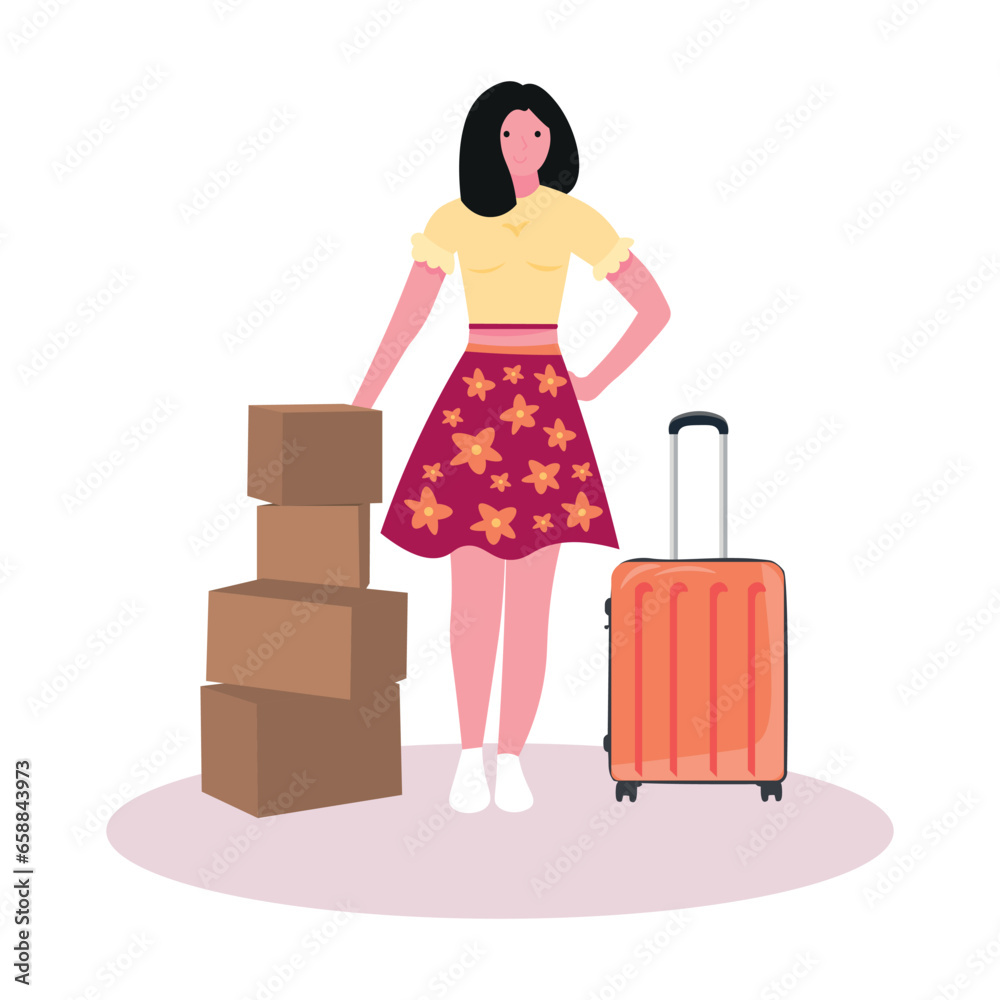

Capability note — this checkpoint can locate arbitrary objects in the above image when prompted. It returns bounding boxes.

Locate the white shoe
[449,747,490,813]
[495,752,533,812]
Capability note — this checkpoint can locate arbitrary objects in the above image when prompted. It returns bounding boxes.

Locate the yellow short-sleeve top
[410,185,633,325]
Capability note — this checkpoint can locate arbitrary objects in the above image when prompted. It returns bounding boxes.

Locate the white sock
[495,752,533,812]
[449,747,490,813]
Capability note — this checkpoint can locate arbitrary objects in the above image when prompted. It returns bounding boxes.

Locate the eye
[534,131,541,137]
[503,131,509,137]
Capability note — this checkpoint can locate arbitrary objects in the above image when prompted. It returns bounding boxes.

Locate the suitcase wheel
[603,733,610,753]
[615,781,639,803]
[758,781,783,802]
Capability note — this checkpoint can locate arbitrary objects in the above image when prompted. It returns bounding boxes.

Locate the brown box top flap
[249,404,380,415]
[210,578,405,607]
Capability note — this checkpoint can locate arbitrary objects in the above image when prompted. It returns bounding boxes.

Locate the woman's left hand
[568,370,600,402]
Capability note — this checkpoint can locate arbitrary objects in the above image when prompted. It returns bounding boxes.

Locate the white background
[4,0,1000,996]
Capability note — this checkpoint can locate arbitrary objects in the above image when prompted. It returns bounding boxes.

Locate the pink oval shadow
[107,744,892,918]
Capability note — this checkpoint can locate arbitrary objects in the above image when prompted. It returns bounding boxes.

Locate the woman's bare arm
[568,252,670,401]
[352,260,448,409]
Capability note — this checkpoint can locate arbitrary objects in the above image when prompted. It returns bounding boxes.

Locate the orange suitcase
[605,412,787,802]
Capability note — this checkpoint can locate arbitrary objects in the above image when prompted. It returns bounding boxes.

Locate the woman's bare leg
[495,543,561,811]
[448,545,505,812]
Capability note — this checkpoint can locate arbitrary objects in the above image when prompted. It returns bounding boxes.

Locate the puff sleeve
[565,195,634,280]
[410,200,462,275]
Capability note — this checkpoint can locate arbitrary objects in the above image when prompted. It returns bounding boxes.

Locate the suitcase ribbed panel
[609,559,786,784]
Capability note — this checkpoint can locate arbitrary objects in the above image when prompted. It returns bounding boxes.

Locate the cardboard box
[257,503,370,589]
[201,684,402,816]
[206,578,406,699]
[247,404,381,505]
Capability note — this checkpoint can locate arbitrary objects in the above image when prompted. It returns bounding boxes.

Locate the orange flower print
[503,365,524,384]
[572,462,593,481]
[463,367,495,401]
[490,472,511,493]
[404,486,453,535]
[450,427,502,474]
[471,503,516,545]
[422,463,444,482]
[534,364,567,397]
[544,418,577,451]
[562,492,604,532]
[521,459,561,495]
[533,513,553,533]
[500,393,539,435]
[442,408,463,428]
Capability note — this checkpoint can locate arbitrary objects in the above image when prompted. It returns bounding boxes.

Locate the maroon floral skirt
[381,343,619,560]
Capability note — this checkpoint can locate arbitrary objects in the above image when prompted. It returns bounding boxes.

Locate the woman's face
[499,109,551,178]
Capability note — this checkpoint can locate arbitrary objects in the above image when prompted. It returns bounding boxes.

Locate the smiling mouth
[513,154,526,163]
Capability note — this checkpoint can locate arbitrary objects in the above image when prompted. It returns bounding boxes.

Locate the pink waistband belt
[468,323,558,347]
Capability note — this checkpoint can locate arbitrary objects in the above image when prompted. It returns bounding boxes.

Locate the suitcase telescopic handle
[669,410,728,559]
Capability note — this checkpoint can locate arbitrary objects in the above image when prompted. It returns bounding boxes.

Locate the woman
[353,82,670,812]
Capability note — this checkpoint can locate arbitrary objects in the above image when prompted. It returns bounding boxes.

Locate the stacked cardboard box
[201,404,406,817]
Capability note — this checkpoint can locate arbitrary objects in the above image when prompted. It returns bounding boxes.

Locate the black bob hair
[459,81,579,218]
